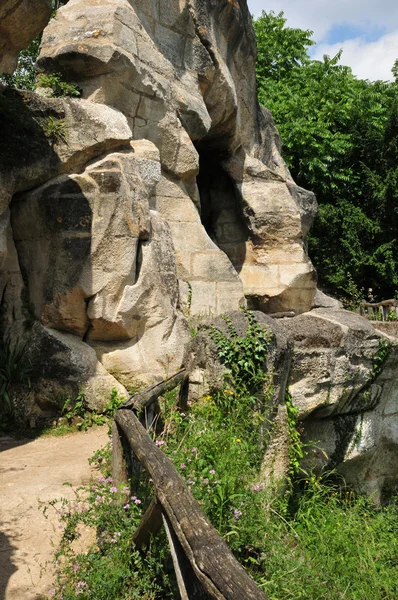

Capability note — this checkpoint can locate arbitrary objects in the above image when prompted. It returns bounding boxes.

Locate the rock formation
[186,310,398,502]
[0,0,52,74]
[0,0,396,500]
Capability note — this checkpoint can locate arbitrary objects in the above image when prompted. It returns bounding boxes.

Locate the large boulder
[183,309,398,500]
[0,0,52,74]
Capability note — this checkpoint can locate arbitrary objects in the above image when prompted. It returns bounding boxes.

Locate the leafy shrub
[0,336,31,422]
[36,72,81,98]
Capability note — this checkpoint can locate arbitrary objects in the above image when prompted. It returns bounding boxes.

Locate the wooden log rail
[112,370,268,600]
[360,299,398,321]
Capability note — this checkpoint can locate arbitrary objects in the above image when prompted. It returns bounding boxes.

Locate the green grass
[44,314,398,599]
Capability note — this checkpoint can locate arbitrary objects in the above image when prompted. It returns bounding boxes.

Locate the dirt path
[0,426,109,600]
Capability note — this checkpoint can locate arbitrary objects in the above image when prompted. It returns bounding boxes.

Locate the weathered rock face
[186,310,398,501]
[0,0,52,74]
[37,0,317,315]
[0,0,319,415]
[0,1,396,500]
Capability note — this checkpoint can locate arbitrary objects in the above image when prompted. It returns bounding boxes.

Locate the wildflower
[155,440,165,447]
[110,486,117,494]
[209,469,215,475]
[73,563,80,573]
[180,463,186,470]
[49,590,56,596]
[95,495,103,503]
[233,509,242,520]
[187,400,192,406]
[123,503,130,510]
[191,447,197,453]
[106,477,113,484]
[134,498,142,505]
[187,480,195,485]
[236,438,241,443]
[98,476,105,484]
[229,391,234,395]
[76,581,87,594]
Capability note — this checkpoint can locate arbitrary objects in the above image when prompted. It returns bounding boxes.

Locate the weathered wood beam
[132,498,163,550]
[162,512,209,600]
[115,408,269,600]
[111,421,129,501]
[120,368,187,413]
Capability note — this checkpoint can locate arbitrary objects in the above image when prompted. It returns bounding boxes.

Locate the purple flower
[233,509,242,520]
[49,590,56,597]
[73,563,80,573]
[123,503,130,510]
[209,469,215,475]
[251,484,263,492]
[191,447,197,453]
[98,476,105,484]
[180,464,186,470]
[106,477,113,484]
[134,498,142,505]
[156,440,165,447]
[110,486,117,494]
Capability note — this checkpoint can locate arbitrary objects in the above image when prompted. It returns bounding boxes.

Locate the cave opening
[195,145,249,274]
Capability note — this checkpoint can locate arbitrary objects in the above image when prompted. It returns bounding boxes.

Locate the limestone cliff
[1,0,317,404]
[0,0,396,500]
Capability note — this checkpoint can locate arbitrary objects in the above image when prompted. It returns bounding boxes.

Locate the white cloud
[247,0,398,41]
[312,31,398,81]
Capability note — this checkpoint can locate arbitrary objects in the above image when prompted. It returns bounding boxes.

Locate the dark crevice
[195,146,248,273]
[134,239,144,285]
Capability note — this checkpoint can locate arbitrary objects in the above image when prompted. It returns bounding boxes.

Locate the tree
[254,10,398,302]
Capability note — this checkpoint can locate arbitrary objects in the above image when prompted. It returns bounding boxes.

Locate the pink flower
[191,447,197,453]
[180,464,186,470]
[123,503,130,510]
[110,486,117,494]
[156,440,165,447]
[209,469,215,475]
[134,498,141,505]
[233,509,242,520]
[73,563,79,573]
[49,590,56,597]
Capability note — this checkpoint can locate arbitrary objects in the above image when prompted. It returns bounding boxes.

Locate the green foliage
[371,338,392,380]
[208,309,273,396]
[0,37,41,90]
[254,10,398,301]
[285,391,304,476]
[0,337,31,422]
[44,479,175,599]
[47,315,398,599]
[48,388,125,435]
[41,115,67,143]
[36,72,81,97]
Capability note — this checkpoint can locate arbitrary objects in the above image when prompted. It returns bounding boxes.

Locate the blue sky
[247,0,398,81]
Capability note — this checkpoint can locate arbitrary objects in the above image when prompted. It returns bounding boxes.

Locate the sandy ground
[0,426,109,600]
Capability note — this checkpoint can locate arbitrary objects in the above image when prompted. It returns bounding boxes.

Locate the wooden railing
[360,299,398,321]
[112,369,268,600]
